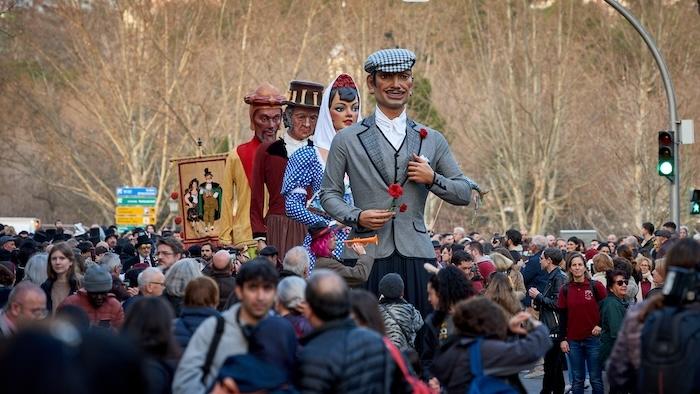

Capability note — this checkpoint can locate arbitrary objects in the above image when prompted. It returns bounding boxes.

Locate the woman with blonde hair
[484,272,522,318]
[489,251,525,300]
[635,255,654,302]
[591,253,614,287]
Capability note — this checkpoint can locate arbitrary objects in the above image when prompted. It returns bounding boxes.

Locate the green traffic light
[692,202,700,215]
[659,161,674,176]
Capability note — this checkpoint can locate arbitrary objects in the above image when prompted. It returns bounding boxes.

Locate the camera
[662,266,700,305]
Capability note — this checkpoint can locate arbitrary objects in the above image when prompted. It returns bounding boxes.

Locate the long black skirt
[345,252,434,316]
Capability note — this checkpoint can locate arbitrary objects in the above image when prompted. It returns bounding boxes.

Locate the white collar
[283,132,308,158]
[374,106,407,150]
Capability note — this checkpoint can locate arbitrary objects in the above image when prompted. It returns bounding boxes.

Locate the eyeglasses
[615,279,629,286]
[20,305,49,319]
[148,281,165,287]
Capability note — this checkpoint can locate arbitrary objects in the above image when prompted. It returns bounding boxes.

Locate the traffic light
[692,189,700,215]
[658,131,675,180]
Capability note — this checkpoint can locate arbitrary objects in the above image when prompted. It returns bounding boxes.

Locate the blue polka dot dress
[282,145,352,269]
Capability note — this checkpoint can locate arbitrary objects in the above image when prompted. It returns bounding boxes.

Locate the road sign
[116,197,157,206]
[115,215,157,226]
[116,187,157,197]
[116,206,156,216]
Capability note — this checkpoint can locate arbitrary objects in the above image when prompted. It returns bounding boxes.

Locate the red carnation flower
[399,203,408,213]
[419,128,428,139]
[387,183,403,199]
[170,191,179,200]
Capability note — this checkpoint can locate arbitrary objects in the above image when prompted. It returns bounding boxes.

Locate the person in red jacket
[59,265,124,330]
[557,252,607,394]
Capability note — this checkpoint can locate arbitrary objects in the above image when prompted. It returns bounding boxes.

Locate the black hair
[350,289,385,335]
[567,236,580,245]
[122,297,179,359]
[605,269,630,291]
[612,257,633,278]
[328,87,358,107]
[542,247,563,264]
[468,241,484,255]
[436,266,475,313]
[306,270,350,322]
[505,229,522,246]
[450,250,473,265]
[187,178,199,190]
[451,243,465,252]
[597,243,610,251]
[642,222,655,235]
[662,221,677,231]
[236,258,279,288]
[156,236,184,256]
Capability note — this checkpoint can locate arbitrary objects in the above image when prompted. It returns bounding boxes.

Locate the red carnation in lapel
[399,203,408,213]
[387,183,403,199]
[419,128,428,139]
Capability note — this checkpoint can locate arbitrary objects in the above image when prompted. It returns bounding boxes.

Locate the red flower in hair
[399,203,408,213]
[332,73,357,89]
[419,128,428,139]
[387,183,404,199]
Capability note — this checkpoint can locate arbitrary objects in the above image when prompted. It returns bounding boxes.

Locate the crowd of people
[0,217,698,393]
[2,45,700,393]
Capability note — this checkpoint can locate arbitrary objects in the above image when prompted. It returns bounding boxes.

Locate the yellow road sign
[116,206,155,216]
[115,215,156,225]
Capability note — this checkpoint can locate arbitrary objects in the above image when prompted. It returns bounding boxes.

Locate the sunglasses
[615,279,629,286]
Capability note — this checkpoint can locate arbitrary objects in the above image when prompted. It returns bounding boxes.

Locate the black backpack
[639,304,700,393]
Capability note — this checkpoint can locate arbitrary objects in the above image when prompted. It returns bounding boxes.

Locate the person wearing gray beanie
[377,273,423,351]
[379,273,404,300]
[57,265,125,329]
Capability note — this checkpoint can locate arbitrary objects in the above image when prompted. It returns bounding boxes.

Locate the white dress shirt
[283,132,309,158]
[374,106,407,151]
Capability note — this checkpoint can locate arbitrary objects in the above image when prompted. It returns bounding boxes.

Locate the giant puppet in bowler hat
[320,48,482,314]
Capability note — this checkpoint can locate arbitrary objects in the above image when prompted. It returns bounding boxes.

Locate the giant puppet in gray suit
[320,48,482,313]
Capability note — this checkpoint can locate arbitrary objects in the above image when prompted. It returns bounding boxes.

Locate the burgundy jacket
[59,289,125,329]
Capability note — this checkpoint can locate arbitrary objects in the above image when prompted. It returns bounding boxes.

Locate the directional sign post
[115,187,157,231]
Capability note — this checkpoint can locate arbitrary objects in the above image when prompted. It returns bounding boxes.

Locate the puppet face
[288,107,319,141]
[252,108,283,143]
[329,91,360,132]
[367,70,413,114]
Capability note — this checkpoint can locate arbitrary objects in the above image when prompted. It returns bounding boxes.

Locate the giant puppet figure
[219,83,286,247]
[251,80,324,256]
[320,49,482,313]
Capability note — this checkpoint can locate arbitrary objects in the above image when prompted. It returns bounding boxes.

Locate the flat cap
[654,229,673,239]
[364,48,416,74]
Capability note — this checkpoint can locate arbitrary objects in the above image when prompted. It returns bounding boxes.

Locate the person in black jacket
[432,297,551,394]
[205,251,237,311]
[529,247,567,394]
[297,269,395,393]
[173,277,220,350]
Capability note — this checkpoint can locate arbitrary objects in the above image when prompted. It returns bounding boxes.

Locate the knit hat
[379,273,404,300]
[83,266,113,293]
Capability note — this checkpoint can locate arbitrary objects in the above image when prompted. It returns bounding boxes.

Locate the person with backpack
[432,297,551,394]
[378,273,424,351]
[529,247,567,394]
[607,238,700,394]
[557,252,607,394]
[172,260,278,394]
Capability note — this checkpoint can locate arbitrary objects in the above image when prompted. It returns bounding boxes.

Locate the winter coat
[521,253,548,307]
[206,270,236,311]
[40,276,79,312]
[298,318,394,393]
[432,324,551,394]
[58,289,124,329]
[532,266,567,338]
[164,293,183,317]
[144,357,177,394]
[598,293,628,365]
[173,306,220,350]
[173,304,249,394]
[421,312,455,380]
[379,299,423,350]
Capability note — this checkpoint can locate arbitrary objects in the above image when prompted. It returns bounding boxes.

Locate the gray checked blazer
[320,114,472,259]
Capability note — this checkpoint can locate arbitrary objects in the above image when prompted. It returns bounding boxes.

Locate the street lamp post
[603,0,680,226]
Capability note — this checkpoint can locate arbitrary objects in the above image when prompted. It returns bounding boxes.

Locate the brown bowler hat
[285,80,324,109]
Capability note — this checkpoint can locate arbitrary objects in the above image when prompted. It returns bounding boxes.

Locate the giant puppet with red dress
[218,83,286,248]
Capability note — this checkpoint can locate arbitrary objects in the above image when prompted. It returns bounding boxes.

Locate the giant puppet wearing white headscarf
[281,73,362,269]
